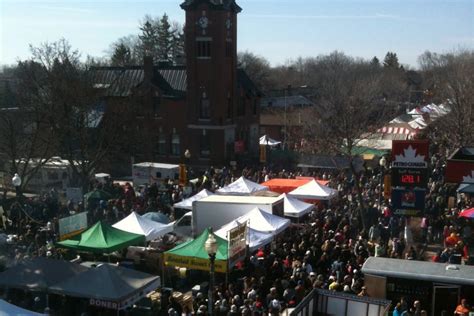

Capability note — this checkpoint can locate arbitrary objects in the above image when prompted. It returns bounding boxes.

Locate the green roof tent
[164,228,229,273]
[56,221,145,254]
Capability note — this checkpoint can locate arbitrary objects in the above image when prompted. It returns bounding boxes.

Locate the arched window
[200,92,210,119]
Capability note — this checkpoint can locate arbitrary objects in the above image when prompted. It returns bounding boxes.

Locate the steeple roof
[180,0,242,13]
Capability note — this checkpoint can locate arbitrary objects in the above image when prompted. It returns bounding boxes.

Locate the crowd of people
[0,151,473,315]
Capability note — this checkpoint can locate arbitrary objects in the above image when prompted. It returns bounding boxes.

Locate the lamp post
[205,229,218,316]
[184,149,191,164]
[12,173,22,198]
[12,173,22,232]
[378,156,387,210]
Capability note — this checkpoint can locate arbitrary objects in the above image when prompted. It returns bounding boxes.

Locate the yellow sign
[259,145,267,163]
[60,228,86,241]
[179,164,187,186]
[163,253,228,273]
[384,174,391,199]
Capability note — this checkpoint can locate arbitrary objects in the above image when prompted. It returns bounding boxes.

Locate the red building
[92,0,260,174]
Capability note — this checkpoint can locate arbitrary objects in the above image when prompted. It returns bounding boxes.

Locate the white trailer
[132,162,180,187]
[191,195,283,237]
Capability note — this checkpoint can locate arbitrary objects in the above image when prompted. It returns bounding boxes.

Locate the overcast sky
[1,0,473,68]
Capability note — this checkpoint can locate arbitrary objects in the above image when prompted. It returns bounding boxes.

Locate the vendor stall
[260,178,328,194]
[217,177,268,195]
[173,189,213,210]
[164,228,229,273]
[215,220,273,252]
[288,179,338,200]
[113,212,173,241]
[48,263,160,312]
[56,221,145,253]
[228,207,290,235]
[281,193,314,218]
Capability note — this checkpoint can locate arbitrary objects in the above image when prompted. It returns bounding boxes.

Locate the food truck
[362,257,474,316]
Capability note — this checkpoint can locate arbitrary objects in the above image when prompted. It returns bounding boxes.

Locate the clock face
[198,16,209,29]
[226,18,232,30]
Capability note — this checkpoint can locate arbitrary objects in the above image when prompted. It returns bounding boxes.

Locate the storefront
[362,257,474,316]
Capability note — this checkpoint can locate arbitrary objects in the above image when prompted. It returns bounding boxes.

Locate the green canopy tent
[163,228,229,273]
[56,221,145,254]
[84,189,113,210]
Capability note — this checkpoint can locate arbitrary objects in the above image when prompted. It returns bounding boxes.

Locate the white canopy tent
[113,212,174,241]
[0,300,44,316]
[217,176,268,195]
[288,179,338,200]
[173,189,213,210]
[259,135,281,147]
[215,220,273,252]
[231,207,290,235]
[281,193,314,218]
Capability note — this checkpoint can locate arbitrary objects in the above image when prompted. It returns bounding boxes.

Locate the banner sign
[383,174,391,199]
[391,140,429,169]
[259,145,267,163]
[59,212,88,240]
[228,222,247,268]
[446,160,474,184]
[163,253,228,273]
[391,188,426,216]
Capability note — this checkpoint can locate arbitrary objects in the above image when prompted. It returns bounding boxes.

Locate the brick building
[92,0,260,174]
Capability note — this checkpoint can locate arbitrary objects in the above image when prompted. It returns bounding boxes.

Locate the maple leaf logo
[392,145,427,168]
[463,171,474,184]
[395,146,425,162]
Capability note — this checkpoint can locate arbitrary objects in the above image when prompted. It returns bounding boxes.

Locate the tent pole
[161,255,165,287]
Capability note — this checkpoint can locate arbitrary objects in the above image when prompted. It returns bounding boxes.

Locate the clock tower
[181,0,242,162]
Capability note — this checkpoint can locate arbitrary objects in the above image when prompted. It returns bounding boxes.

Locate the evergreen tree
[111,43,132,66]
[139,19,159,60]
[170,22,185,64]
[157,14,174,61]
[383,52,400,68]
[370,56,380,67]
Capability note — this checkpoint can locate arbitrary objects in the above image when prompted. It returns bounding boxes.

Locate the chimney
[143,56,154,82]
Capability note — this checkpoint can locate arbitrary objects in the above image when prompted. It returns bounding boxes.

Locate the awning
[458,183,474,194]
[230,207,290,235]
[112,212,174,241]
[173,189,213,210]
[260,178,328,194]
[49,264,160,310]
[217,177,268,195]
[164,228,229,273]
[281,193,314,218]
[215,220,273,252]
[56,221,145,254]
[259,135,281,146]
[0,258,88,291]
[288,179,338,200]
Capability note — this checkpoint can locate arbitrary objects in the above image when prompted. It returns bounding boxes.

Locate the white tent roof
[230,207,290,235]
[281,193,314,218]
[217,176,268,194]
[0,299,44,316]
[215,220,273,252]
[173,189,213,210]
[259,135,281,146]
[288,179,338,200]
[113,212,174,241]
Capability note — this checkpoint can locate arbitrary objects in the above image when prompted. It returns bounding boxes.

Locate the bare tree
[17,39,127,191]
[302,52,402,229]
[419,50,474,152]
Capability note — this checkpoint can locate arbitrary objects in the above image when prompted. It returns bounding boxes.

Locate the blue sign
[391,188,426,216]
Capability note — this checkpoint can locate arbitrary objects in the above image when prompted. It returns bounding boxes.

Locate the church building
[92,0,260,173]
